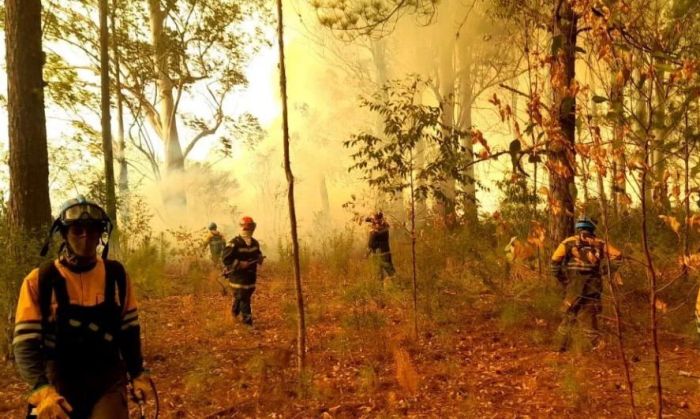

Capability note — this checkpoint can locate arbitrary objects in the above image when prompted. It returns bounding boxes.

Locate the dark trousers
[232,287,255,324]
[45,362,128,419]
[372,252,396,279]
[555,274,602,351]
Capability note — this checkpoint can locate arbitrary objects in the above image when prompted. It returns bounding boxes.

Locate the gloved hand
[131,373,155,403]
[28,385,72,419]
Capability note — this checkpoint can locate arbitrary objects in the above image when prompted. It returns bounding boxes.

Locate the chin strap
[39,220,62,257]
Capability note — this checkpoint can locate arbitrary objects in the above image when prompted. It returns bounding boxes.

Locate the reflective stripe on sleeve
[121,319,140,330]
[12,333,42,345]
[228,283,256,290]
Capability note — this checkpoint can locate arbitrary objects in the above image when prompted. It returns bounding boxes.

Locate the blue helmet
[575,217,596,233]
[57,195,110,228]
[41,195,113,258]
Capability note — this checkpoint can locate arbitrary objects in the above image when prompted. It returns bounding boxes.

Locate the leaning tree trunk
[548,1,577,244]
[99,0,118,249]
[6,0,52,234]
[277,0,306,375]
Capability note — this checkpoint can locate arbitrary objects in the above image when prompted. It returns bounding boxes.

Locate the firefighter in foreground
[13,196,153,418]
[203,222,226,264]
[550,217,622,352]
[366,212,395,286]
[222,216,264,326]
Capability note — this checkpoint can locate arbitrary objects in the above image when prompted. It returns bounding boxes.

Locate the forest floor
[2,268,700,418]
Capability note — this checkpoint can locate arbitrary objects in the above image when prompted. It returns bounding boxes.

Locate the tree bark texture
[547,0,577,244]
[6,0,52,233]
[111,0,129,199]
[100,0,118,226]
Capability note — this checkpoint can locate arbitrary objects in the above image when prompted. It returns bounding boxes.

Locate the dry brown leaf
[655,298,668,313]
[394,348,420,395]
[658,215,681,236]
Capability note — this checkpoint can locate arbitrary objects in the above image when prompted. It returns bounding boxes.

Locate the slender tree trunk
[99,0,118,246]
[642,133,663,419]
[277,0,306,374]
[682,111,690,280]
[652,70,669,211]
[6,0,52,233]
[548,1,577,243]
[597,171,637,417]
[610,70,626,220]
[319,175,330,224]
[409,149,418,340]
[111,0,129,201]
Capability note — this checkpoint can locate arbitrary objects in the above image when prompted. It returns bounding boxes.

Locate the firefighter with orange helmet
[222,216,264,325]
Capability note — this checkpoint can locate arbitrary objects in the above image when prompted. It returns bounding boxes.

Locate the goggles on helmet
[60,203,108,225]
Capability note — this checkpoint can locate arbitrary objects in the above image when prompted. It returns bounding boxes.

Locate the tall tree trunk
[682,111,690,280]
[652,70,669,211]
[6,0,52,233]
[148,0,186,207]
[111,0,129,201]
[277,0,306,375]
[409,149,418,339]
[148,0,182,173]
[319,175,330,224]
[548,1,577,244]
[99,0,118,244]
[457,42,477,224]
[435,34,457,228]
[610,69,626,220]
[642,136,663,419]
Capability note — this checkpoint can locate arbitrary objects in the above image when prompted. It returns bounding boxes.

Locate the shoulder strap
[38,261,63,323]
[104,260,127,309]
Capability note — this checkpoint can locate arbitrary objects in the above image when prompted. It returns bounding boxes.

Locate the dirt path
[2,275,700,418]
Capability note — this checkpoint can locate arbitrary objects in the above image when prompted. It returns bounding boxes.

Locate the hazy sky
[0,1,527,249]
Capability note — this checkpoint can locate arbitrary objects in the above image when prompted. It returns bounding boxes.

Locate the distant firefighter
[366,211,396,286]
[222,216,264,326]
[203,222,226,264]
[550,217,621,352]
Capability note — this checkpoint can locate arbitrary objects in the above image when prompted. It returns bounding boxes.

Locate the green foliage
[345,76,474,207]
[0,202,49,358]
[495,174,542,238]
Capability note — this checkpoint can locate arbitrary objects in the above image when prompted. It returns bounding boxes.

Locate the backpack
[567,238,605,271]
[209,234,225,256]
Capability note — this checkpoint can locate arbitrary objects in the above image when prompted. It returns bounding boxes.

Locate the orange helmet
[239,216,256,231]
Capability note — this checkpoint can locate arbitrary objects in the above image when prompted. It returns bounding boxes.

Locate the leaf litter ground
[2,271,700,418]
